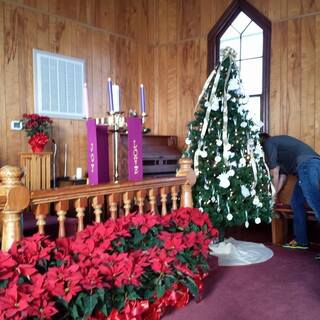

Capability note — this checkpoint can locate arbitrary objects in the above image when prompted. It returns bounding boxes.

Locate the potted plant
[21,113,52,153]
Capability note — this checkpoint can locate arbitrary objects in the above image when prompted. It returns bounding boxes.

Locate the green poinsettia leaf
[70,304,80,319]
[84,293,98,316]
[180,277,199,298]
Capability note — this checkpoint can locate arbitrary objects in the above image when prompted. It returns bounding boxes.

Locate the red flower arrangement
[0,208,218,320]
[21,113,52,153]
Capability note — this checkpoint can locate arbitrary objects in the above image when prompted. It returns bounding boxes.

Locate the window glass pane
[243,21,262,36]
[231,12,251,33]
[240,58,262,95]
[221,25,239,42]
[247,96,261,123]
[241,22,263,59]
[241,33,263,59]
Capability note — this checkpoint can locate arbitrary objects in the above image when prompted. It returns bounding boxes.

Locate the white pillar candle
[112,84,120,112]
[140,84,146,113]
[83,83,89,118]
[76,167,83,179]
[107,78,114,112]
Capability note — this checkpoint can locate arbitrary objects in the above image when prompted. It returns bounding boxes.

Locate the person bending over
[260,133,320,259]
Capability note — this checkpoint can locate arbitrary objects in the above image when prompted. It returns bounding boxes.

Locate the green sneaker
[282,240,309,250]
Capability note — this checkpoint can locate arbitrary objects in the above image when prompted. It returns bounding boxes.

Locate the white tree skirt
[209,237,273,266]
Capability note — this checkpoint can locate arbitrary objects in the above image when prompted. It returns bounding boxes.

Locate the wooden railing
[0,158,195,251]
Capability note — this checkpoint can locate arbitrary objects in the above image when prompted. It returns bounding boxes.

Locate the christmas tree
[183,47,274,240]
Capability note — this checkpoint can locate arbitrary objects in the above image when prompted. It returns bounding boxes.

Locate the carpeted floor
[165,245,320,320]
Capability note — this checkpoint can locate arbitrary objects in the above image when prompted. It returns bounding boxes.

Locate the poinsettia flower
[119,251,150,287]
[170,208,192,228]
[9,234,54,265]
[184,231,197,248]
[190,209,208,227]
[0,251,17,281]
[80,267,104,290]
[16,264,37,278]
[141,214,161,234]
[0,284,31,318]
[158,232,186,254]
[149,248,174,273]
[46,264,82,302]
[27,294,58,319]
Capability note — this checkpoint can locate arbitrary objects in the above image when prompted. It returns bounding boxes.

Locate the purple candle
[140,84,146,114]
[107,78,114,112]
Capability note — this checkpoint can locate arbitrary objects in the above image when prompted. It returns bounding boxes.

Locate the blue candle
[140,84,146,114]
[107,78,114,112]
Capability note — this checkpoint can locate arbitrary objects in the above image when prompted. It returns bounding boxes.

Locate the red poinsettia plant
[21,114,52,152]
[0,208,218,320]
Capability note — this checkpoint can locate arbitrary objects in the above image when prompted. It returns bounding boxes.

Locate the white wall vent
[33,49,86,119]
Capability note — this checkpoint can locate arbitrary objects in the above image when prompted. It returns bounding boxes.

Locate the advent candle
[112,84,120,112]
[140,84,146,114]
[107,78,114,112]
[83,83,89,118]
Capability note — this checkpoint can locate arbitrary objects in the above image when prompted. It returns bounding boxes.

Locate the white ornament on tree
[215,155,222,163]
[255,217,261,224]
[227,213,233,221]
[200,150,208,158]
[239,157,246,167]
[212,99,220,111]
[240,121,248,128]
[217,172,230,188]
[228,78,240,91]
[241,185,251,198]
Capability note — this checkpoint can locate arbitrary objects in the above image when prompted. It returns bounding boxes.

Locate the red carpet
[165,246,320,320]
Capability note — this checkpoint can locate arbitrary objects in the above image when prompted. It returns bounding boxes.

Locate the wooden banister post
[160,187,168,216]
[92,195,104,223]
[55,200,69,238]
[74,198,88,232]
[33,203,49,234]
[170,186,178,210]
[108,194,120,219]
[0,166,30,251]
[176,158,196,208]
[135,190,146,214]
[148,188,158,214]
[123,192,133,216]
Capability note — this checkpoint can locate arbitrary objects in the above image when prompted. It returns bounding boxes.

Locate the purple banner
[86,119,110,185]
[127,117,143,181]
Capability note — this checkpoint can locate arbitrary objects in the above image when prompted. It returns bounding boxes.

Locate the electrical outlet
[10,120,23,131]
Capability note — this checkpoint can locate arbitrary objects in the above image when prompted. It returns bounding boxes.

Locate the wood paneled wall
[0,0,151,177]
[148,0,320,152]
[1,0,320,179]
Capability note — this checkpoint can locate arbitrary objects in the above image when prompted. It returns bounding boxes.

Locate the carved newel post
[176,158,196,208]
[0,166,30,251]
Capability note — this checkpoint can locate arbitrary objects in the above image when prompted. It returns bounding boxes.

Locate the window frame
[207,0,271,131]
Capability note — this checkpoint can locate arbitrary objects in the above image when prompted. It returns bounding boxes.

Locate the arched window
[208,0,271,131]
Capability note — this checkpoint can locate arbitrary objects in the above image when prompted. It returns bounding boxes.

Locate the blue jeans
[290,158,320,245]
